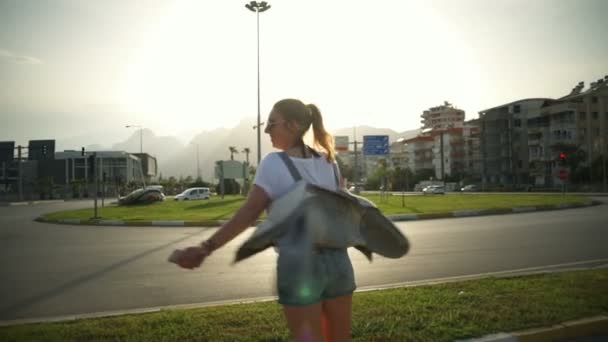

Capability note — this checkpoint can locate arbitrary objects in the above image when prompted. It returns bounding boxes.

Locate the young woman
[175,98,355,341]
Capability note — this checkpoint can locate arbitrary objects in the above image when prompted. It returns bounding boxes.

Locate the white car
[174,187,211,201]
[460,184,478,192]
[422,185,445,195]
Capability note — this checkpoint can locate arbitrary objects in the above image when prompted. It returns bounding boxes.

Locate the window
[579,112,586,120]
[514,119,521,127]
[592,112,599,120]
[513,105,521,113]
[518,160,523,169]
[592,96,598,103]
[595,128,600,136]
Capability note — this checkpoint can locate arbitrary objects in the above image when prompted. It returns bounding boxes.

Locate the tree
[229,146,239,160]
[335,155,353,182]
[390,167,414,191]
[366,159,391,190]
[242,147,251,164]
[412,169,435,185]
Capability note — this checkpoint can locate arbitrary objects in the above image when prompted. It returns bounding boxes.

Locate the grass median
[42,194,590,222]
[1,269,606,341]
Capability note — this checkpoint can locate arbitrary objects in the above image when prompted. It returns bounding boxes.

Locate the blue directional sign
[363,135,389,155]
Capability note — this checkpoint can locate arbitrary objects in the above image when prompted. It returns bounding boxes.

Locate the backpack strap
[278,152,302,182]
[279,151,341,189]
[332,163,341,189]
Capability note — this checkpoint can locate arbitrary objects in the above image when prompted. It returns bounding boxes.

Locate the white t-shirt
[254,152,340,201]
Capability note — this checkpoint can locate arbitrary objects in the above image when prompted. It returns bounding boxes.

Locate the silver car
[422,185,445,195]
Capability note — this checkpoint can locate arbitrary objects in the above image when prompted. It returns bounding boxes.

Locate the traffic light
[558,152,567,165]
[81,147,85,156]
[42,145,47,155]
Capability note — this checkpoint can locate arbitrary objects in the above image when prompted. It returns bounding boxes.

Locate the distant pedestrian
[172,98,354,341]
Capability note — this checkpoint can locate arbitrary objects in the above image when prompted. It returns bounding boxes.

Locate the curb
[1,199,66,206]
[458,316,608,341]
[35,200,600,227]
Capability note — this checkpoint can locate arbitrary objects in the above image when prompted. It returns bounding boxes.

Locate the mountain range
[59,118,421,179]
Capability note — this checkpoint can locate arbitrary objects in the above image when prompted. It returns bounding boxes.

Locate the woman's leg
[283,303,324,342]
[321,294,353,342]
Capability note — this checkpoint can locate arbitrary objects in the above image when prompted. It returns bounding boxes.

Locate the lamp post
[125,125,143,153]
[245,1,271,165]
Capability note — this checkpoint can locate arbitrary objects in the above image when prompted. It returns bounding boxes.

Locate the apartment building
[421,101,465,130]
[529,76,608,185]
[430,128,466,179]
[406,135,434,174]
[389,139,408,169]
[463,119,482,179]
[405,102,468,180]
[479,99,548,186]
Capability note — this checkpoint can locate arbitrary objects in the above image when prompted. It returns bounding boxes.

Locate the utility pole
[351,127,362,194]
[440,131,445,187]
[17,145,23,201]
[603,134,607,192]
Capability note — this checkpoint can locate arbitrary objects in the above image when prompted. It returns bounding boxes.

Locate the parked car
[460,184,478,192]
[119,188,165,205]
[348,185,362,193]
[174,187,211,201]
[422,185,445,195]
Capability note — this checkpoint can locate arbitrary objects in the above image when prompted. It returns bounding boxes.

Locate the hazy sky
[1,0,607,146]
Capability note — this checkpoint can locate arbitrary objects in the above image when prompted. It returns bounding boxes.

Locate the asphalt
[1,195,607,341]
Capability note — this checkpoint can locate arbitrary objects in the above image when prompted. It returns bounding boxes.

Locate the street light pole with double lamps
[125,125,143,153]
[245,1,271,165]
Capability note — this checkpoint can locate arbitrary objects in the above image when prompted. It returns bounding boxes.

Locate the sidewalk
[35,199,601,227]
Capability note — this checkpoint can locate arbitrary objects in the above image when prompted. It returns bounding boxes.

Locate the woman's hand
[174,246,207,270]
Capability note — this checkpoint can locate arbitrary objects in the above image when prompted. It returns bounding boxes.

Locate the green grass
[43,196,247,221]
[366,194,589,215]
[1,269,606,341]
[42,194,590,222]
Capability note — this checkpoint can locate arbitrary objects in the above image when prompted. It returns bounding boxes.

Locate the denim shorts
[276,247,356,306]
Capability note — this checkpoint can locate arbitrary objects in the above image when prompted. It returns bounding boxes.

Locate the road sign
[558,168,569,181]
[334,136,349,152]
[363,135,389,155]
[215,160,246,179]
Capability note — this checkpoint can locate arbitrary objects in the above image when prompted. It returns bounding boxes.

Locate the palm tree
[229,146,239,160]
[242,147,251,165]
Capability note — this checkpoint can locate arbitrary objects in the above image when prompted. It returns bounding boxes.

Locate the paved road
[0,198,607,322]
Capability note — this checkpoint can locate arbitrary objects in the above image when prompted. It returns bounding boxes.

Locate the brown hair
[272,99,335,162]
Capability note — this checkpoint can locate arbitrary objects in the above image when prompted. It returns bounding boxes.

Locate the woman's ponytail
[307,104,335,163]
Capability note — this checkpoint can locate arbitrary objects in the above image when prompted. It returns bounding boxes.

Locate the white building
[421,101,465,130]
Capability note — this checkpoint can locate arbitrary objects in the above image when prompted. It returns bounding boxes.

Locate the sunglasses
[265,120,286,130]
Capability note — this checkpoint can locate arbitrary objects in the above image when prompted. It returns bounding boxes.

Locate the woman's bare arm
[205,185,270,250]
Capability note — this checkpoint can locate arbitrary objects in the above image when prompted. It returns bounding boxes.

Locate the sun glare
[119,1,253,133]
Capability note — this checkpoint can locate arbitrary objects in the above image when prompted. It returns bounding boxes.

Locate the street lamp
[245,1,271,165]
[125,125,143,154]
